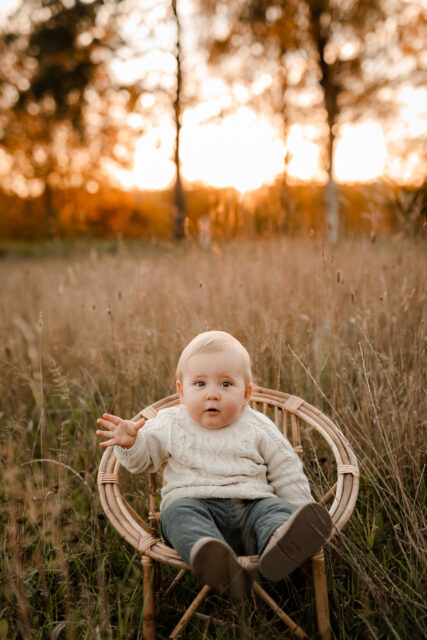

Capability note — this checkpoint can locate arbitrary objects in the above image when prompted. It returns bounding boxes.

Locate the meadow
[0,236,426,639]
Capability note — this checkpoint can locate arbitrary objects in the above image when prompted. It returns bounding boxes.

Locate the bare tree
[201,0,389,242]
[0,0,189,239]
[171,0,186,239]
[0,0,139,237]
[109,0,189,239]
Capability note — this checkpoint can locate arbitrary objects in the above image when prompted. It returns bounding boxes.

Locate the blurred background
[0,0,426,242]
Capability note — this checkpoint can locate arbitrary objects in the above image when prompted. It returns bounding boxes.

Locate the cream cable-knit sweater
[115,405,314,513]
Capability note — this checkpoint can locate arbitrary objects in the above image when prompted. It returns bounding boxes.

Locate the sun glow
[180,107,286,192]
[1,2,426,197]
[102,0,426,192]
[111,112,398,192]
[111,107,287,193]
[286,125,323,182]
[334,122,386,182]
[132,122,176,190]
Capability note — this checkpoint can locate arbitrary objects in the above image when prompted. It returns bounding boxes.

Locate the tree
[307,0,385,241]
[0,0,138,236]
[84,0,189,239]
[171,0,186,239]
[202,0,389,242]
[378,0,427,185]
[1,0,191,239]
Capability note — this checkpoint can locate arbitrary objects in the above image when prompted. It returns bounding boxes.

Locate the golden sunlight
[286,125,323,183]
[334,122,386,183]
[180,107,286,192]
[2,1,426,196]
[115,113,391,192]
[113,107,287,193]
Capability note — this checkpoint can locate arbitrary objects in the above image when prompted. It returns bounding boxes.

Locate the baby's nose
[206,385,220,399]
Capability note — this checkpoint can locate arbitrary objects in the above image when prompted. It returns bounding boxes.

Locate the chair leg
[163,568,188,597]
[141,556,156,640]
[311,549,331,640]
[252,581,309,639]
[169,585,211,638]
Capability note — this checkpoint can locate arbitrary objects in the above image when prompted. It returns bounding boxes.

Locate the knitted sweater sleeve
[257,416,314,508]
[114,412,170,474]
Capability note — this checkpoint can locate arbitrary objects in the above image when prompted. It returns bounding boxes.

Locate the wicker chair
[97,386,359,639]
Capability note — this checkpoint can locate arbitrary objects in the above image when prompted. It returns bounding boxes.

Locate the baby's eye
[221,381,232,388]
[194,381,205,387]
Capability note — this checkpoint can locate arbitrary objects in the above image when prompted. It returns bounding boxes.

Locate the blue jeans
[160,497,296,565]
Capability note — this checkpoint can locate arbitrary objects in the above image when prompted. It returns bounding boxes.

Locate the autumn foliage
[0,182,425,242]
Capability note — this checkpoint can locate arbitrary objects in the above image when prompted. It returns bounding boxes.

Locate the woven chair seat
[97,386,359,639]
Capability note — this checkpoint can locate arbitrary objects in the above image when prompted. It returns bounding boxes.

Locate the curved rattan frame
[97,386,359,574]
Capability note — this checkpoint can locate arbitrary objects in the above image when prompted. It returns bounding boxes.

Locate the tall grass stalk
[0,237,425,639]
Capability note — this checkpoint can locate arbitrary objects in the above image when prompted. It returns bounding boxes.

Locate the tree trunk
[325,128,339,243]
[310,1,340,242]
[43,180,55,240]
[279,72,297,234]
[172,0,186,240]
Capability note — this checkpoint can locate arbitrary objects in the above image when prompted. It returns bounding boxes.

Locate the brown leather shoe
[259,503,333,581]
[190,537,252,600]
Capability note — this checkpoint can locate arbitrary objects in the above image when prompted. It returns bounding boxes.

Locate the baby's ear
[176,380,184,402]
[244,384,253,405]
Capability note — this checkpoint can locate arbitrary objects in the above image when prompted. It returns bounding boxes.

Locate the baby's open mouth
[206,408,220,413]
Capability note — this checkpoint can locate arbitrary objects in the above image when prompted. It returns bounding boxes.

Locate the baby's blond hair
[176,331,253,385]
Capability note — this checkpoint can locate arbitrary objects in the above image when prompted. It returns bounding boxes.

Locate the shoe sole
[259,503,333,581]
[191,538,252,600]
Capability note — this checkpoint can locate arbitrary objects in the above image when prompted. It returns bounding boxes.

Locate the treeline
[1,1,426,243]
[1,181,425,242]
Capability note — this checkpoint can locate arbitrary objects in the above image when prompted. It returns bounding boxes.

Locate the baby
[96,331,332,599]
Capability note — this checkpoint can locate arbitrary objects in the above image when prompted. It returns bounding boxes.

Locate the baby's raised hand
[96,413,145,449]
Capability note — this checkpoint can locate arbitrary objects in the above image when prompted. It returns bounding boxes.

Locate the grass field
[1,237,426,639]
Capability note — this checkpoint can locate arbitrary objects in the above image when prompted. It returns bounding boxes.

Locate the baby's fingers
[135,417,145,429]
[99,438,116,448]
[96,429,114,438]
[96,418,116,430]
[101,413,122,424]
[128,417,145,435]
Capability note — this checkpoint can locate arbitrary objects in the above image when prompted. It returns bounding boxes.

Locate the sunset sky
[108,0,427,194]
[1,0,426,194]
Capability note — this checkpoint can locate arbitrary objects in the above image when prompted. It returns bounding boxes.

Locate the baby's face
[176,348,252,430]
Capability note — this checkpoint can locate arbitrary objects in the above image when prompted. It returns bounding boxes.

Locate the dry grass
[0,236,426,639]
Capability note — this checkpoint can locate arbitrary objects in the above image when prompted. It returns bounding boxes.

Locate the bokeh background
[0,0,426,242]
